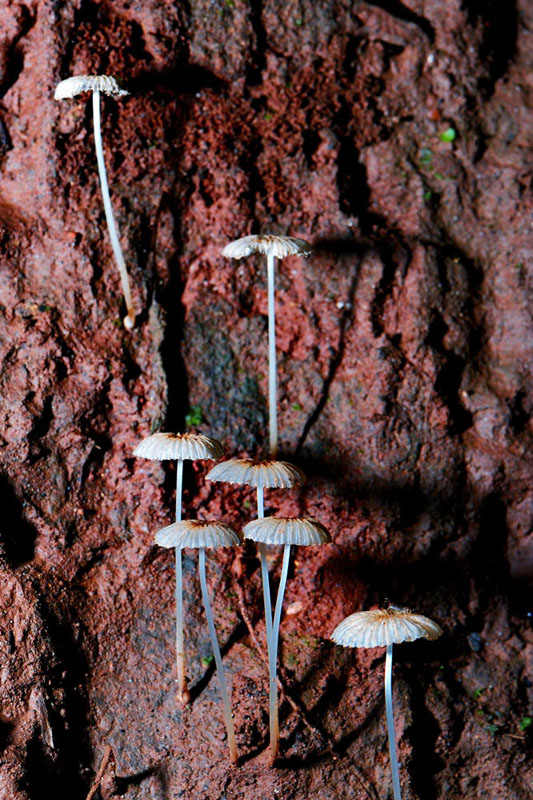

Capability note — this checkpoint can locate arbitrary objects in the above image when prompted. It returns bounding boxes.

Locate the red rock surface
[0,1,531,798]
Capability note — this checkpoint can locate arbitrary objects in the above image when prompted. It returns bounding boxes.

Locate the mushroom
[206,457,306,645]
[155,519,243,764]
[54,74,135,330]
[222,235,312,457]
[134,432,224,702]
[243,516,331,762]
[331,606,443,800]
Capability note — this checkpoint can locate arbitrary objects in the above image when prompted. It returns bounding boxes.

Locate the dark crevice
[426,310,473,435]
[0,4,37,99]
[0,475,38,566]
[403,664,446,798]
[246,0,268,86]
[365,0,435,41]
[17,585,93,799]
[463,0,518,95]
[155,195,189,433]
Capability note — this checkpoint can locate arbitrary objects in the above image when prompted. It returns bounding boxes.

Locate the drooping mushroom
[331,606,443,800]
[206,457,306,644]
[222,235,312,456]
[155,519,243,764]
[243,516,331,762]
[54,74,135,329]
[134,432,224,702]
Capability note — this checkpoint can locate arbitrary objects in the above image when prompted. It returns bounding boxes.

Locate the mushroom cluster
[52,73,445,780]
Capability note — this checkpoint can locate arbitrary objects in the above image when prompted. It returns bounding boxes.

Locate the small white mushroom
[134,431,224,703]
[222,234,312,457]
[207,458,306,667]
[54,74,135,330]
[331,606,443,800]
[156,519,243,765]
[243,515,331,763]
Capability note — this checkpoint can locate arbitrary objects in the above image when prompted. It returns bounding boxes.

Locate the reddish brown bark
[0,1,531,798]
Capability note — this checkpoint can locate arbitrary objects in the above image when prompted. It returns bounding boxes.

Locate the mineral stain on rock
[0,1,531,798]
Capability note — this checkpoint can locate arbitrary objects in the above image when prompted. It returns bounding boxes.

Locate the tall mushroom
[134,432,224,702]
[222,235,312,457]
[243,516,331,762]
[155,519,243,764]
[54,74,135,329]
[331,606,443,800]
[206,457,306,644]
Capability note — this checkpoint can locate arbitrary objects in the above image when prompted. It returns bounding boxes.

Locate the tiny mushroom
[155,519,243,764]
[243,516,331,763]
[54,74,135,330]
[134,431,224,703]
[207,457,306,650]
[331,606,443,800]
[222,235,312,457]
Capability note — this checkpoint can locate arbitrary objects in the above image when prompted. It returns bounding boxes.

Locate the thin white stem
[257,486,273,645]
[198,548,238,764]
[174,460,188,702]
[266,252,278,457]
[385,644,402,800]
[268,543,291,762]
[92,90,135,330]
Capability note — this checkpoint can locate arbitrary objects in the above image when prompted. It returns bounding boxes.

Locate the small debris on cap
[206,458,306,489]
[222,234,312,260]
[133,432,224,461]
[243,516,331,546]
[54,74,129,100]
[331,606,443,649]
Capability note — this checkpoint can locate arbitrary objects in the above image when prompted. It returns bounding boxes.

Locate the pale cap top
[222,234,312,260]
[331,606,443,649]
[243,516,331,546]
[54,74,129,100]
[155,520,243,549]
[206,458,306,489]
[133,432,224,461]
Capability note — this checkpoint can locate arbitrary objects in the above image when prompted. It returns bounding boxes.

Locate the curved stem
[385,644,402,800]
[266,252,278,457]
[257,486,273,645]
[92,89,135,330]
[268,543,291,763]
[198,548,238,764]
[174,460,188,702]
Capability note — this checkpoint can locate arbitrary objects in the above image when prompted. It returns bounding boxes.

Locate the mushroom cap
[222,234,312,260]
[206,458,306,489]
[54,74,129,100]
[331,606,443,649]
[155,520,243,549]
[243,517,331,546]
[133,432,224,461]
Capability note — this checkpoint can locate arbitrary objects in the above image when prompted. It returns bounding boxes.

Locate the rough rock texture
[0,1,531,798]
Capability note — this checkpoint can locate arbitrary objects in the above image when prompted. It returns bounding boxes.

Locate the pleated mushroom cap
[331,607,443,649]
[206,458,306,489]
[133,432,224,461]
[243,517,331,546]
[155,520,243,550]
[222,234,312,260]
[54,74,128,99]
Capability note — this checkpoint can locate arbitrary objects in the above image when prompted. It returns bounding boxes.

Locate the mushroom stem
[268,542,291,763]
[92,89,135,330]
[385,644,402,800]
[198,547,238,765]
[266,251,278,457]
[256,486,273,645]
[174,459,189,702]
